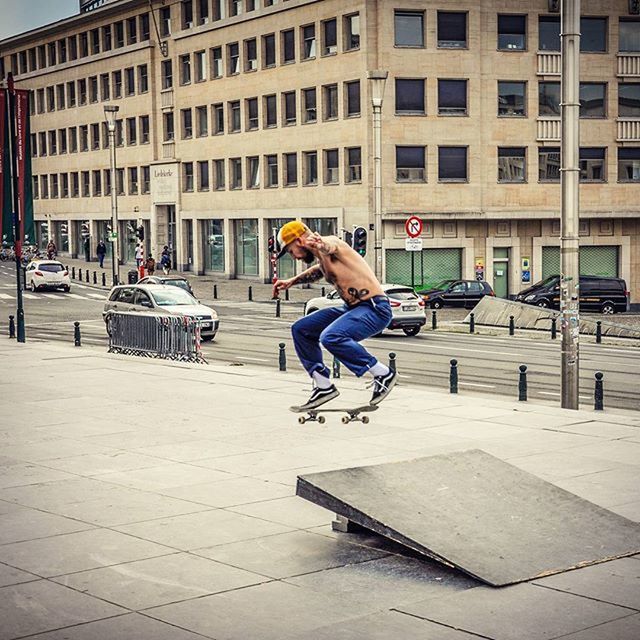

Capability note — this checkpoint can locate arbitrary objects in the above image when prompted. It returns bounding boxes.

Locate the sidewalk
[0,340,639,639]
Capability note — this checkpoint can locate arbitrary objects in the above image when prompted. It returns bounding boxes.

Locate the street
[2,263,639,411]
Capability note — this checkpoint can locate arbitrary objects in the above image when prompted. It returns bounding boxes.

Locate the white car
[24,260,71,292]
[103,284,219,341]
[304,283,427,336]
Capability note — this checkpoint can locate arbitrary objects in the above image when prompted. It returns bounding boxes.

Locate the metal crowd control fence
[107,312,206,363]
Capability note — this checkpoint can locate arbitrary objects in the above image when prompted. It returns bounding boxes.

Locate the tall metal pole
[105,105,120,286]
[560,0,580,409]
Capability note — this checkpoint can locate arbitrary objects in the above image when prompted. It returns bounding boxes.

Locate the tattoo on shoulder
[297,270,323,284]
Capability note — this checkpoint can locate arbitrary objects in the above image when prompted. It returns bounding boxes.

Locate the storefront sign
[522,256,531,283]
[150,163,179,203]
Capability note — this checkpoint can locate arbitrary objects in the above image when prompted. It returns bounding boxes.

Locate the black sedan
[417,280,495,309]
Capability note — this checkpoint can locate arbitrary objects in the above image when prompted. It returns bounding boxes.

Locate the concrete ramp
[296,450,640,586]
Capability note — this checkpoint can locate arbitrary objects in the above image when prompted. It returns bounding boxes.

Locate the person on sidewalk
[272,221,396,410]
[46,240,56,260]
[96,240,107,268]
[145,253,156,275]
[160,246,171,275]
[135,243,144,267]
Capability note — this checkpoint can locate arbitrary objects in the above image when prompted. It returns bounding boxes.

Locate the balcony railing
[618,54,640,77]
[160,89,174,109]
[537,52,561,76]
[537,117,561,141]
[617,118,640,141]
[162,141,175,159]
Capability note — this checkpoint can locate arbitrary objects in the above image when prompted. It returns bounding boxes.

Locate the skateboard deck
[290,404,378,425]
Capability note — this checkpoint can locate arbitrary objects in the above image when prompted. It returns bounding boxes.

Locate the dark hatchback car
[137,275,194,296]
[515,275,629,314]
[417,280,495,309]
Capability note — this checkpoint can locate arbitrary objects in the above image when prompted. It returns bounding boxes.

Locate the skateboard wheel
[341,416,349,424]
[362,416,370,424]
[318,416,326,424]
[298,416,306,425]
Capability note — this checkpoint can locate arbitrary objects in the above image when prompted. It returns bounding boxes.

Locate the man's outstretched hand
[272,278,293,299]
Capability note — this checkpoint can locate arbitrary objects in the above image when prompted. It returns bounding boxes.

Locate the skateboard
[290,404,378,425]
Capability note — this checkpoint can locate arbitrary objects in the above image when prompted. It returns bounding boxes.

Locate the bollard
[9,315,15,338]
[432,310,437,330]
[518,365,527,401]
[213,284,218,299]
[86,269,90,282]
[275,298,281,318]
[285,288,289,301]
[248,285,253,301]
[74,321,81,347]
[332,356,341,378]
[278,342,286,371]
[71,266,76,280]
[594,372,604,410]
[321,286,326,296]
[101,272,106,287]
[93,271,97,285]
[509,315,515,336]
[596,321,602,344]
[449,359,458,394]
[551,317,557,340]
[389,352,397,373]
[469,312,475,334]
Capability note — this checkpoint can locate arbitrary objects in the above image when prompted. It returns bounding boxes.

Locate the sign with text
[405,215,423,238]
[405,237,423,252]
[150,163,179,203]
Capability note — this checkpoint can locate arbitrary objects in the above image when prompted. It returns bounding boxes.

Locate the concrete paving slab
[0,462,76,489]
[0,508,95,545]
[610,500,640,522]
[398,583,633,640]
[564,440,640,466]
[131,438,260,462]
[0,562,39,588]
[37,452,171,476]
[552,467,640,508]
[1,438,118,463]
[507,451,623,481]
[229,496,334,529]
[554,614,640,640]
[537,420,640,440]
[485,412,596,429]
[194,450,319,476]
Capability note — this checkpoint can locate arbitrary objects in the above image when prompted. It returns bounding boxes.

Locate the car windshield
[149,288,196,306]
[386,288,417,300]
[164,279,191,292]
[39,263,65,272]
[532,276,559,288]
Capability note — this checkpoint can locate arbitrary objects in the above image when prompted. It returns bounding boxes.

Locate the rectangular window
[213,159,225,190]
[67,82,76,107]
[115,22,124,47]
[538,81,560,116]
[37,44,46,67]
[324,149,339,184]
[230,157,242,189]
[229,101,241,132]
[82,171,90,197]
[80,125,88,152]
[265,94,277,127]
[395,78,425,114]
[181,0,194,29]
[213,103,224,134]
[396,146,425,182]
[140,115,150,143]
[163,111,174,141]
[619,82,640,117]
[284,152,297,186]
[58,39,67,63]
[282,29,295,63]
[138,64,149,93]
[580,82,606,118]
[181,108,193,139]
[246,97,259,130]
[581,17,607,53]
[438,79,467,115]
[49,131,57,155]
[302,24,316,59]
[539,15,560,51]
[140,13,150,40]
[89,76,99,103]
[498,14,526,51]
[102,122,109,148]
[344,13,360,51]
[618,147,640,182]
[112,70,122,98]
[346,147,361,182]
[437,11,467,48]
[100,73,110,101]
[127,17,137,44]
[61,173,69,198]
[69,127,77,153]
[37,88,44,114]
[58,129,67,154]
[303,88,317,123]
[538,146,560,182]
[41,175,49,199]
[196,105,208,136]
[197,0,209,25]
[322,18,337,55]
[438,146,468,181]
[115,120,124,146]
[183,162,194,192]
[32,175,39,199]
[126,117,137,145]
[142,166,150,194]
[160,7,171,37]
[395,10,424,47]
[91,123,100,150]
[194,50,206,82]
[161,60,173,89]
[498,80,526,116]
[303,151,318,185]
[47,86,55,111]
[323,83,338,119]
[180,54,191,84]
[103,25,112,51]
[247,156,260,188]
[93,170,102,196]
[56,84,65,110]
[498,147,526,183]
[346,80,361,116]
[51,174,59,198]
[228,42,239,75]
[198,160,209,191]
[619,18,640,52]
[71,172,79,197]
[245,38,257,71]
[211,47,222,78]
[124,67,135,95]
[230,0,242,17]
[580,147,606,182]
[284,91,296,125]
[265,154,278,187]
[91,28,100,54]
[263,34,276,67]
[31,133,38,157]
[103,169,111,196]
[48,42,57,66]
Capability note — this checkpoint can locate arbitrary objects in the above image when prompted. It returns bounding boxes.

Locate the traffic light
[136,225,145,241]
[353,226,367,257]
[268,236,276,253]
[342,230,353,246]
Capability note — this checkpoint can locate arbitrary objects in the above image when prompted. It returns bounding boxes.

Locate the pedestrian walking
[145,254,156,275]
[135,243,144,267]
[160,246,171,275]
[46,240,57,260]
[96,240,107,268]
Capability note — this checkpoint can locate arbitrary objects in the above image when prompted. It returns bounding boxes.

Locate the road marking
[397,374,413,379]
[23,293,39,299]
[368,339,521,357]
[0,293,12,299]
[234,356,270,362]
[86,293,106,299]
[66,293,91,300]
[459,382,496,388]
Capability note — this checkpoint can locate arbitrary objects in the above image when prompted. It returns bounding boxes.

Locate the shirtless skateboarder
[272,221,397,410]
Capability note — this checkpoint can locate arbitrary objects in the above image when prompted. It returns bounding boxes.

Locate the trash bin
[127,270,138,284]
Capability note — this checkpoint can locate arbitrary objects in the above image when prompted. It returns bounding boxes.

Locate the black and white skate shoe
[368,369,397,405]
[291,385,340,411]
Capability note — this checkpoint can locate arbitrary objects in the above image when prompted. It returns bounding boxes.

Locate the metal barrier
[107,312,206,363]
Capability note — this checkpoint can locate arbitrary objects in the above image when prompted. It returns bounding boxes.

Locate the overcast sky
[0,1,79,40]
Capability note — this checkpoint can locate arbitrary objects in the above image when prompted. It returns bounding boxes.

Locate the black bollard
[432,309,437,330]
[321,286,326,296]
[9,315,15,338]
[285,288,289,301]
[278,342,286,371]
[332,356,341,378]
[509,315,515,336]
[248,285,253,301]
[469,312,475,334]
[93,271,97,285]
[102,272,106,287]
[86,269,91,282]
[389,352,397,373]
[518,365,527,401]
[213,284,218,299]
[449,359,458,394]
[275,298,281,318]
[71,266,76,280]
[594,372,604,410]
[74,321,81,347]
[551,317,557,339]
[596,321,602,344]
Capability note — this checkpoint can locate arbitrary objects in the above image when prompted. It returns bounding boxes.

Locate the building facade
[1,0,639,301]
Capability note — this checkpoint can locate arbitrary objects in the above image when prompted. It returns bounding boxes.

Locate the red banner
[0,90,7,243]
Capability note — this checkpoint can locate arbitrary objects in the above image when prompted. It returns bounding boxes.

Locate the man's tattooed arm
[293,265,323,285]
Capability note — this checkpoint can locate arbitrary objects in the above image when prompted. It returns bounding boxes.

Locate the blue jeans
[292,296,392,378]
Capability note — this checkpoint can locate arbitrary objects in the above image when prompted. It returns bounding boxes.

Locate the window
[245,38,257,71]
[194,50,206,82]
[284,152,297,185]
[89,76,98,103]
[284,91,296,125]
[103,25,112,51]
[58,129,67,154]
[181,108,193,138]
[67,82,76,107]
[124,67,135,95]
[41,175,49,199]
[395,10,424,47]
[248,156,260,188]
[346,147,361,182]
[303,88,317,123]
[302,24,316,59]
[80,125,88,152]
[102,122,109,148]
[32,176,39,199]
[183,162,194,192]
[48,42,57,66]
[56,84,65,109]
[196,106,208,136]
[322,19,337,55]
[36,89,44,114]
[163,112,174,141]
[91,28,100,54]
[37,45,46,67]
[162,60,173,89]
[103,169,111,195]
[619,83,640,117]
[51,174,59,198]
[180,54,191,84]
[213,103,224,133]
[126,117,137,145]
[93,170,101,196]
[538,81,560,116]
[140,13,150,40]
[498,15,526,51]
[112,70,122,98]
[69,128,77,153]
[580,147,606,182]
[211,47,223,78]
[47,86,55,111]
[213,159,225,189]
[346,80,361,116]
[115,120,123,146]
[49,131,57,155]
[228,42,239,75]
[198,160,209,190]
[138,64,149,93]
[197,0,209,25]
[538,146,560,181]
[71,172,79,197]
[438,79,467,115]
[323,83,338,120]
[344,13,360,51]
[230,0,242,17]
[246,98,259,130]
[140,116,150,143]
[230,157,242,189]
[142,166,150,194]
[229,101,241,132]
[266,154,278,187]
[395,79,425,114]
[324,149,339,184]
[127,17,137,44]
[581,17,607,52]
[181,0,194,29]
[91,123,100,150]
[61,173,69,198]
[498,81,526,116]
[498,147,526,183]
[438,12,467,48]
[580,83,606,118]
[58,40,67,63]
[265,94,277,127]
[618,147,640,182]
[115,22,124,47]
[263,34,276,67]
[620,18,640,52]
[282,29,295,63]
[396,146,425,182]
[438,146,467,181]
[82,171,90,197]
[303,151,318,186]
[160,7,171,37]
[539,15,560,51]
[31,133,38,157]
[100,74,110,101]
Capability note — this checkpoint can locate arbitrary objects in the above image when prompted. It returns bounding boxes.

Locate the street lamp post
[104,104,120,285]
[368,70,388,282]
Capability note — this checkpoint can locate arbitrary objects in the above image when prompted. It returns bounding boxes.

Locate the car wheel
[63,286,70,292]
[402,326,421,337]
[601,302,615,315]
[201,335,214,342]
[536,299,550,308]
[431,300,443,309]
[29,280,37,292]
